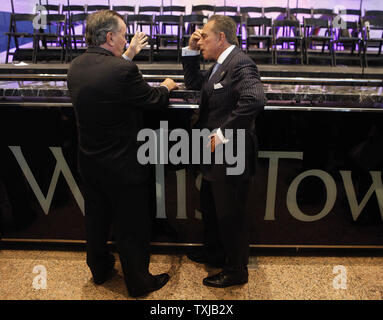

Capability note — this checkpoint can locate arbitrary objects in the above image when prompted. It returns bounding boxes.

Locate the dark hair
[85,10,124,46]
[208,15,239,46]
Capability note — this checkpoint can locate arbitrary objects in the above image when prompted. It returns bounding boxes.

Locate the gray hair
[208,15,239,46]
[85,10,124,46]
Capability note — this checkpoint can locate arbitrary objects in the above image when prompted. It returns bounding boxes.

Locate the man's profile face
[110,18,127,57]
[197,21,221,60]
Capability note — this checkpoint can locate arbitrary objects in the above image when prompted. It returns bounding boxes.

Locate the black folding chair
[126,14,154,63]
[66,13,88,61]
[273,19,304,64]
[33,14,67,63]
[332,20,363,67]
[304,18,334,65]
[362,17,383,67]
[5,14,38,63]
[154,15,182,63]
[245,17,273,63]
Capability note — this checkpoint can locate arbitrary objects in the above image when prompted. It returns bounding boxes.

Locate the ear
[106,31,114,46]
[219,32,226,43]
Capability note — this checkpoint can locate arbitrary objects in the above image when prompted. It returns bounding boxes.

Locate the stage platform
[1,62,383,79]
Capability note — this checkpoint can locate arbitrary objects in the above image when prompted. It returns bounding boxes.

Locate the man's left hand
[124,32,148,60]
[207,133,223,152]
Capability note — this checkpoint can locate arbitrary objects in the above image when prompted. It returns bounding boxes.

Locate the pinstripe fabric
[182,46,266,181]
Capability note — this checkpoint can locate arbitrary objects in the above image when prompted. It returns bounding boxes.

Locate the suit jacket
[67,47,169,185]
[182,46,265,181]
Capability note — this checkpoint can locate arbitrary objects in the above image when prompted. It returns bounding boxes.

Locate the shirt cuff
[160,84,170,92]
[122,53,132,62]
[182,46,200,56]
[217,128,230,144]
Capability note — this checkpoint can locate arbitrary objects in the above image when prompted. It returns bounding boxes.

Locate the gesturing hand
[124,32,148,60]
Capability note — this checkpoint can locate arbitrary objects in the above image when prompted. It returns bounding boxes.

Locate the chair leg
[5,35,11,64]
[32,36,37,64]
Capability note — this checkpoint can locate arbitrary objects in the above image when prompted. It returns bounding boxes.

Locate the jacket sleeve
[220,61,265,132]
[119,61,170,110]
[182,55,206,91]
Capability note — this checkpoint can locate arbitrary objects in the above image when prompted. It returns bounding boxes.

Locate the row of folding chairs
[245,16,383,67]
[33,3,383,21]
[5,11,383,66]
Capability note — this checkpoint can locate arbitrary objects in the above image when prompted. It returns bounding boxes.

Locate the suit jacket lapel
[208,46,240,88]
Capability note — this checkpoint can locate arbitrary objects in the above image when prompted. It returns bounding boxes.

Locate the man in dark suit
[182,15,265,287]
[67,10,178,297]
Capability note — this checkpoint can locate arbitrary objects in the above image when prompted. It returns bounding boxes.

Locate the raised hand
[189,29,202,51]
[124,32,148,60]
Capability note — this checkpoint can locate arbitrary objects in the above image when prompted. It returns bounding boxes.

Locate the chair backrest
[304,18,329,28]
[182,14,208,24]
[312,8,335,19]
[304,18,330,37]
[43,14,66,34]
[10,13,39,32]
[290,8,312,15]
[126,14,154,24]
[246,17,272,37]
[45,14,66,24]
[214,6,238,14]
[192,5,215,16]
[40,4,61,14]
[363,17,383,29]
[155,15,181,24]
[274,19,300,28]
[274,19,301,37]
[62,5,85,13]
[240,7,262,14]
[182,14,207,35]
[341,9,361,17]
[333,20,359,30]
[69,13,88,24]
[264,7,287,16]
[112,6,135,14]
[289,8,312,19]
[364,10,383,19]
[162,6,185,14]
[138,6,161,14]
[246,17,272,28]
[228,15,241,25]
[86,5,110,13]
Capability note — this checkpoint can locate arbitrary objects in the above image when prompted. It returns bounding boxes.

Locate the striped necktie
[209,62,221,80]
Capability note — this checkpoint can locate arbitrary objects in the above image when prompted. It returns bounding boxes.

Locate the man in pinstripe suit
[182,15,265,288]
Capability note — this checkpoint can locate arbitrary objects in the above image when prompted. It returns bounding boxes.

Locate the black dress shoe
[130,273,170,298]
[187,250,225,268]
[92,254,116,285]
[203,270,248,288]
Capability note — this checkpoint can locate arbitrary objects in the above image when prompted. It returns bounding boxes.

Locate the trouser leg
[110,182,156,295]
[200,179,225,260]
[210,179,250,271]
[82,180,113,278]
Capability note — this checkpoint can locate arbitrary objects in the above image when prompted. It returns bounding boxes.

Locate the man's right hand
[188,29,202,51]
[161,78,179,92]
